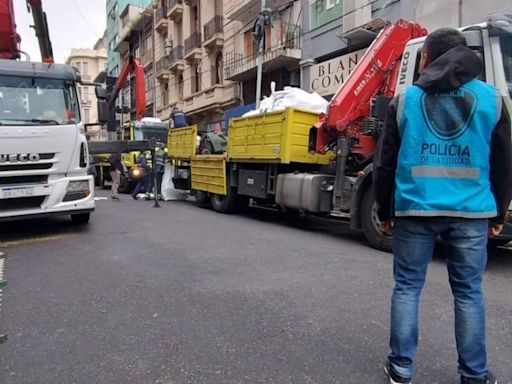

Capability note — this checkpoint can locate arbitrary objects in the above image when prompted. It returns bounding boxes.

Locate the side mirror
[97,99,109,123]
[95,86,107,99]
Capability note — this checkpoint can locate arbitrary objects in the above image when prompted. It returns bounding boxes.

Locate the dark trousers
[156,172,164,197]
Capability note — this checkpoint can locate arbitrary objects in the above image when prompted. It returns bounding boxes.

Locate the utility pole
[255,0,266,110]
[151,0,158,117]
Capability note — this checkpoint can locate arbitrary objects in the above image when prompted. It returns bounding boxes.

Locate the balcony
[224,23,301,81]
[156,55,171,80]
[203,16,224,53]
[182,82,239,115]
[168,46,185,72]
[155,7,168,35]
[225,0,260,21]
[184,32,202,62]
[166,0,183,21]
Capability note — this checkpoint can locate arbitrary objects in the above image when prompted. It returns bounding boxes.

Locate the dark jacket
[171,108,187,128]
[109,153,123,173]
[374,45,512,223]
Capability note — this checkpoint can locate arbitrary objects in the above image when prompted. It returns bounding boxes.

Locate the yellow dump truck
[168,108,402,250]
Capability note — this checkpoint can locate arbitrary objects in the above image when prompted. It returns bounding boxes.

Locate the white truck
[0,60,95,224]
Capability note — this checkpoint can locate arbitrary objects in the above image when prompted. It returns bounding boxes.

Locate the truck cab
[0,60,94,223]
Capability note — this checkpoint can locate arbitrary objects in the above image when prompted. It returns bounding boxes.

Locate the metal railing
[185,32,202,53]
[203,15,223,42]
[224,22,301,78]
[155,6,167,22]
[166,0,182,10]
[156,55,170,74]
[156,45,184,73]
[169,45,184,64]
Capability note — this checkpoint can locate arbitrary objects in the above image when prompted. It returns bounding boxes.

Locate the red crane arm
[312,19,427,154]
[108,56,147,121]
[0,0,21,59]
[26,0,54,63]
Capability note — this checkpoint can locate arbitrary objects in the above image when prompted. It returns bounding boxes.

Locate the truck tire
[361,186,392,252]
[71,213,90,225]
[118,174,131,194]
[194,190,210,208]
[211,188,239,213]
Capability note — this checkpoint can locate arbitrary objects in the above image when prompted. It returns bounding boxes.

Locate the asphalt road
[0,190,511,384]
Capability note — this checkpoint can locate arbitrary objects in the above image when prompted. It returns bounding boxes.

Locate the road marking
[1,235,62,248]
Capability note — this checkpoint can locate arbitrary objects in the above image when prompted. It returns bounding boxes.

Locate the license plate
[1,186,35,199]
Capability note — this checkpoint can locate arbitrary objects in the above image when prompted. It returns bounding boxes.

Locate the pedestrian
[109,152,123,201]
[132,151,148,200]
[170,106,187,128]
[154,142,168,198]
[374,28,512,384]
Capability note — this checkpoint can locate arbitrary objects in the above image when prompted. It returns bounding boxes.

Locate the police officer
[374,28,512,384]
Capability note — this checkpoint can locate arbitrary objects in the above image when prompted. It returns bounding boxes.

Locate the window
[214,53,223,85]
[309,0,342,29]
[83,86,90,102]
[192,62,201,93]
[134,46,140,59]
[82,62,88,76]
[0,76,81,125]
[83,109,90,124]
[161,82,169,106]
[145,35,152,53]
[177,74,184,100]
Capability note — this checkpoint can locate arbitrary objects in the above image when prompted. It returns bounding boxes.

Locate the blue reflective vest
[395,79,501,218]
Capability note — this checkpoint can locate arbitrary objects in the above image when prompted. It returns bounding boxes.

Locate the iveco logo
[0,154,41,163]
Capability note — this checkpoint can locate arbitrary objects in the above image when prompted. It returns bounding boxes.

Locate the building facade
[106,0,510,129]
[301,0,511,99]
[152,0,240,130]
[223,0,302,105]
[106,0,153,77]
[66,36,108,141]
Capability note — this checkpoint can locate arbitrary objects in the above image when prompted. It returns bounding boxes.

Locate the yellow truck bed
[227,108,332,164]
[191,155,226,195]
[167,125,197,160]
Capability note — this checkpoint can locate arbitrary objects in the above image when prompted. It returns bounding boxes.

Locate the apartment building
[114,3,156,119]
[223,0,302,105]
[66,36,108,141]
[106,0,153,77]
[301,0,511,99]
[151,0,240,130]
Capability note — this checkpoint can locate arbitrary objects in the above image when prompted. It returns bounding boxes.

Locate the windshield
[501,37,512,98]
[0,75,81,126]
[133,123,168,144]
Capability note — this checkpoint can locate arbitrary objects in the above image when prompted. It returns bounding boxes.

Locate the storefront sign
[309,49,367,97]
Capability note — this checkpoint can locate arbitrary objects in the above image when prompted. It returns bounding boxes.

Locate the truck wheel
[194,190,211,208]
[71,213,90,225]
[361,186,392,252]
[211,188,238,213]
[118,174,131,194]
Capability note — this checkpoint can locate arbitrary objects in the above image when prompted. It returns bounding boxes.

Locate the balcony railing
[185,32,202,53]
[166,0,182,8]
[169,45,184,64]
[224,23,301,80]
[155,6,167,22]
[203,15,223,42]
[156,55,170,74]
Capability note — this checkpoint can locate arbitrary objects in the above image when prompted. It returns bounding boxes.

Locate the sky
[13,0,107,63]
